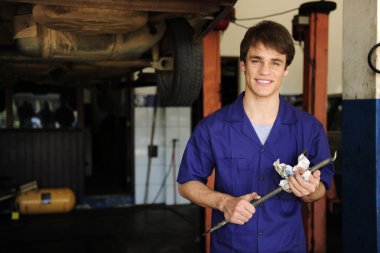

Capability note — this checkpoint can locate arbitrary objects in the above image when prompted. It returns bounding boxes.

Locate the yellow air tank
[16,188,76,214]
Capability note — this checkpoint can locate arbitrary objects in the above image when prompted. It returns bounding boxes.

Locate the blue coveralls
[177,93,334,253]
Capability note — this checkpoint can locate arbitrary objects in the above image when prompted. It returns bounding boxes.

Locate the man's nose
[259,62,270,74]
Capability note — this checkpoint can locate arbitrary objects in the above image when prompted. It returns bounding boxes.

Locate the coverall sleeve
[177,120,215,184]
[307,121,335,190]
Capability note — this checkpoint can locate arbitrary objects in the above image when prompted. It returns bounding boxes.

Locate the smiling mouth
[256,79,272,85]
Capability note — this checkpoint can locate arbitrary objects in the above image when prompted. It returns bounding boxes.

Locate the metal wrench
[202,151,337,236]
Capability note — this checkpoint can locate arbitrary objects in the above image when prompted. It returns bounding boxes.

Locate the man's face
[240,42,289,100]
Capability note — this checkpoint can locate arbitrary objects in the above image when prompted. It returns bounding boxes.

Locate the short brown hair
[240,20,295,67]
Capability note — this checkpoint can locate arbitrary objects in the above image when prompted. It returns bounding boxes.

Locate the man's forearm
[178,181,232,212]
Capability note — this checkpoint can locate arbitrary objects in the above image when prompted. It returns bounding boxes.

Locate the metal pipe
[202,151,337,235]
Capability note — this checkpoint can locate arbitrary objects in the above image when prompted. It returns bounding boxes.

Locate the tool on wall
[367,43,380,73]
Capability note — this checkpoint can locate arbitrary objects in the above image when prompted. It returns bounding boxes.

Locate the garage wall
[220,0,343,95]
[134,94,190,205]
[0,130,85,200]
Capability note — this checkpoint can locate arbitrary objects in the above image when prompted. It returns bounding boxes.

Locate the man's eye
[272,62,281,66]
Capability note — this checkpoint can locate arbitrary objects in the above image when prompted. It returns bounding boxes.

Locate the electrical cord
[368,43,380,73]
[143,94,159,204]
[230,21,249,30]
[152,156,173,204]
[234,7,299,21]
[230,7,300,30]
[152,139,177,204]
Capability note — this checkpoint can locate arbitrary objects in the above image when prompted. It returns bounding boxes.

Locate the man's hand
[288,169,326,202]
[288,169,320,197]
[222,193,260,225]
[178,181,263,223]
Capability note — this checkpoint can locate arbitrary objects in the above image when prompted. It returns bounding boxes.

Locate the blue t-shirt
[177,92,334,253]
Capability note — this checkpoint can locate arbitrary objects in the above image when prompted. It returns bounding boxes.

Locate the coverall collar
[224,92,297,124]
[224,92,298,146]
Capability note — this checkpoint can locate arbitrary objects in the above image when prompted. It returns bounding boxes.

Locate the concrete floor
[0,203,341,253]
[0,204,202,253]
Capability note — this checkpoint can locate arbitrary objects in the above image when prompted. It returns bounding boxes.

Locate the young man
[177,20,334,252]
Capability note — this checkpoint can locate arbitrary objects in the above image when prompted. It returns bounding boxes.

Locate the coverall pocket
[233,158,254,196]
[215,158,250,197]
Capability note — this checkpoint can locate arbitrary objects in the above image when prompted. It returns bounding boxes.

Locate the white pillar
[342,0,380,252]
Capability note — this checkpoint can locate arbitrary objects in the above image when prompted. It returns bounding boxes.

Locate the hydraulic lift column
[203,30,222,253]
[292,1,336,252]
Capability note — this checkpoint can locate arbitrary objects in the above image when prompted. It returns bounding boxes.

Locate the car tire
[156,18,203,106]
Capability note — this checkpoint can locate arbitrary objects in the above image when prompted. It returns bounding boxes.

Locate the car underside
[0,0,236,105]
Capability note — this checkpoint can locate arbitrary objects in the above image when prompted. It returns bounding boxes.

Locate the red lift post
[292,1,336,252]
[203,30,222,253]
[202,9,235,252]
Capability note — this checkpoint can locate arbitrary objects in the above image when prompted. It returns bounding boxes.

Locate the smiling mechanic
[177,20,334,253]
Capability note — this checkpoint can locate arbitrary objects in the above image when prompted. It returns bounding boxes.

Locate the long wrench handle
[202,151,337,236]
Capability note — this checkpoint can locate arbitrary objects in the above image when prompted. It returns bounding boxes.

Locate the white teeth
[257,79,271,84]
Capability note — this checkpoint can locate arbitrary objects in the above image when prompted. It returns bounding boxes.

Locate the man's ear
[283,66,290,77]
[240,61,246,73]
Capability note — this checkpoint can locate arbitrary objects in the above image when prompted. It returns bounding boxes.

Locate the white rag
[273,154,311,193]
